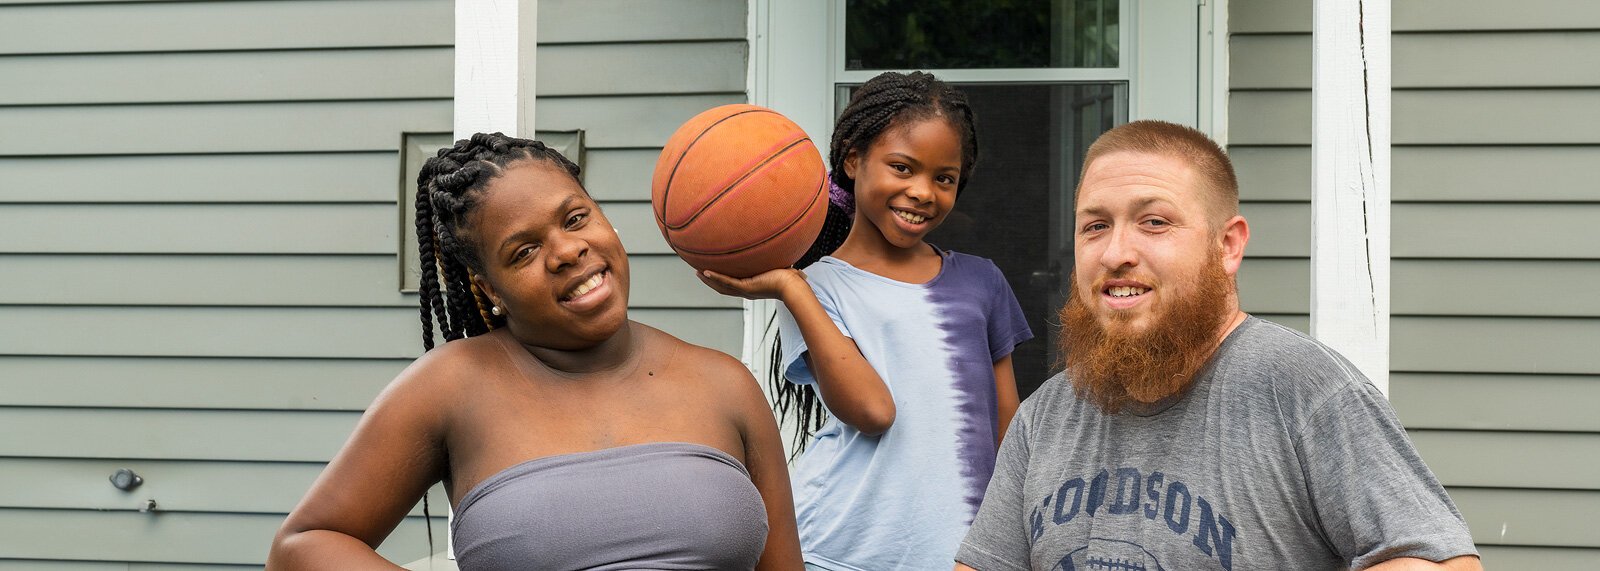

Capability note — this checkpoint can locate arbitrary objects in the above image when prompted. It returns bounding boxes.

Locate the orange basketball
[651,104,829,278]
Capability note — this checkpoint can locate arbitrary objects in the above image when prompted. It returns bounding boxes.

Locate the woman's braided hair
[775,71,979,455]
[414,132,583,351]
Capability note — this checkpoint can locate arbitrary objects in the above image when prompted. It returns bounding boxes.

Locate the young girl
[700,72,1033,571]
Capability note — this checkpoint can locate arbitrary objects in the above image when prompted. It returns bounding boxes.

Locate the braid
[413,132,585,351]
[773,71,982,454]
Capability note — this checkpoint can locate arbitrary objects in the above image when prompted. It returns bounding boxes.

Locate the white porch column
[1311,0,1391,394]
[454,0,538,139]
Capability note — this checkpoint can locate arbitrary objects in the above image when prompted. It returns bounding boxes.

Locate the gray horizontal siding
[0,306,744,358]
[0,255,737,308]
[0,48,453,105]
[0,561,255,571]
[0,100,453,155]
[1231,89,1600,145]
[0,408,355,463]
[1232,0,1600,33]
[1477,546,1600,569]
[0,458,446,517]
[1241,259,1600,317]
[0,42,744,106]
[1234,146,1600,203]
[538,0,744,44]
[1394,373,1600,432]
[539,93,746,148]
[0,202,674,255]
[1231,1,1600,559]
[0,148,659,203]
[0,0,453,55]
[540,42,747,96]
[0,356,405,411]
[0,509,436,565]
[1452,488,1600,547]
[1233,203,1600,259]
[1233,32,1600,89]
[1411,431,1600,489]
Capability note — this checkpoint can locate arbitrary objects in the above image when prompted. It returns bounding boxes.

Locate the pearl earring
[491,305,503,316]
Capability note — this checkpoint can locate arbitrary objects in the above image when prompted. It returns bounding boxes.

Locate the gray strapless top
[451,442,768,571]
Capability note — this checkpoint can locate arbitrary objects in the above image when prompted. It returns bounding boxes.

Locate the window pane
[845,0,1119,70]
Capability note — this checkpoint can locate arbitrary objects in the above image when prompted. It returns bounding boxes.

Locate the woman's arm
[718,357,805,571]
[992,355,1020,443]
[267,364,450,570]
[700,269,896,435]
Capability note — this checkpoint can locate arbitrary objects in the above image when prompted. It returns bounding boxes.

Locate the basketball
[651,104,829,278]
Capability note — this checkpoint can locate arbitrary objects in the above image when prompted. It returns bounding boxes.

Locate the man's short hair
[1076,120,1239,226]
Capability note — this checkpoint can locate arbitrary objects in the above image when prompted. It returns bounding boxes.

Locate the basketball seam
[662,135,813,231]
[659,107,774,223]
[671,171,828,257]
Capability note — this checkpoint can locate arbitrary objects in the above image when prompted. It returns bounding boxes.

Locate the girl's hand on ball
[697,268,805,301]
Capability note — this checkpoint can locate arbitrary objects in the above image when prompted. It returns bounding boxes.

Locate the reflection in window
[845,0,1119,70]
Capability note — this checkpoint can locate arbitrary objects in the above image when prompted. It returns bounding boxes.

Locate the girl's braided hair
[775,71,979,455]
[414,132,583,351]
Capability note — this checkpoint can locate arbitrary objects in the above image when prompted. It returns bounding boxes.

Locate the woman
[267,133,803,570]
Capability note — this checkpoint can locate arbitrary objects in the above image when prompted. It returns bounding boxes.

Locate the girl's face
[469,161,631,350]
[844,117,964,251]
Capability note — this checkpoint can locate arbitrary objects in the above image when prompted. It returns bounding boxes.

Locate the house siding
[0,0,748,566]
[1230,0,1600,567]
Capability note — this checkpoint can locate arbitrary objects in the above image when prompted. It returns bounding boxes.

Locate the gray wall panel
[0,48,453,105]
[0,509,437,565]
[1411,431,1600,489]
[0,202,676,256]
[1232,146,1600,203]
[1232,0,1600,33]
[539,42,746,96]
[1,254,738,308]
[584,149,661,202]
[1233,32,1600,89]
[539,0,744,44]
[1452,488,1600,548]
[538,94,745,148]
[1476,546,1600,569]
[0,408,357,461]
[0,458,445,517]
[0,0,452,55]
[1393,317,1600,375]
[1233,90,1600,145]
[1393,204,1600,259]
[0,356,404,411]
[1394,373,1600,432]
[0,306,744,359]
[0,154,399,203]
[1238,202,1310,257]
[0,101,452,156]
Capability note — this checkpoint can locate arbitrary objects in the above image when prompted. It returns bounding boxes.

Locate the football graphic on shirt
[1053,538,1167,571]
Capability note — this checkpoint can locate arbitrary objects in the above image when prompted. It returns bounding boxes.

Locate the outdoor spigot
[110,468,143,491]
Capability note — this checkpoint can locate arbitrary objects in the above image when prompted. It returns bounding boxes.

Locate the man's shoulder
[1220,317,1380,420]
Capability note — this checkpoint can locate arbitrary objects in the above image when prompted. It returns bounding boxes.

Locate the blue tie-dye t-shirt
[777,249,1034,571]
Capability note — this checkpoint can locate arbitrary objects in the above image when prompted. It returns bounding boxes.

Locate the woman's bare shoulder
[374,334,509,413]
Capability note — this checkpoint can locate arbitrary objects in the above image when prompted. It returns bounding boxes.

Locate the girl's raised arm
[698,268,896,435]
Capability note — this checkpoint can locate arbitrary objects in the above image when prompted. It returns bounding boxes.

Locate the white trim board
[1311,0,1391,394]
[454,0,537,140]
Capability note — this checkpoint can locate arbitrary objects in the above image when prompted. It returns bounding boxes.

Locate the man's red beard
[1060,250,1234,414]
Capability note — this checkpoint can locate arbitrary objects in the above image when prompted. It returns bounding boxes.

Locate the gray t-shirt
[957,317,1477,571]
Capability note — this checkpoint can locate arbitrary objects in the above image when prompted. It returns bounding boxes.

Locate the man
[955,121,1480,571]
